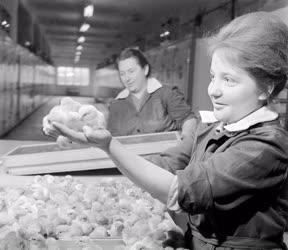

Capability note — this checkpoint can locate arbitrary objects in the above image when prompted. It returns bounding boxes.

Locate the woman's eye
[224,77,237,86]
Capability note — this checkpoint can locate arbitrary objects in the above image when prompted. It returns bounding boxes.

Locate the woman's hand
[42,116,61,139]
[52,122,112,151]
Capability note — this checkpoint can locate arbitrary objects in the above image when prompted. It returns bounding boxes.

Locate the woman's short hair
[115,47,152,77]
[207,11,288,102]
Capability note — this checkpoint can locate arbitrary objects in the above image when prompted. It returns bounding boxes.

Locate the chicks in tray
[42,97,106,147]
[0,176,183,250]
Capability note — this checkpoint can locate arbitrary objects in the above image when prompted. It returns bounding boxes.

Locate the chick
[60,97,81,112]
[79,105,106,129]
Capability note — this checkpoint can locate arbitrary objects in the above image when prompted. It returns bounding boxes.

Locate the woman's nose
[208,80,222,97]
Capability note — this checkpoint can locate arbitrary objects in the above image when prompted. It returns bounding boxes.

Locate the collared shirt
[149,106,288,246]
[107,78,194,136]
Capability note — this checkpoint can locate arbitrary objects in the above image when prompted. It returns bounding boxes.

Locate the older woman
[107,47,195,136]
[50,11,288,249]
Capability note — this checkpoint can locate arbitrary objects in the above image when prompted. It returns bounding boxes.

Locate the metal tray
[28,238,125,250]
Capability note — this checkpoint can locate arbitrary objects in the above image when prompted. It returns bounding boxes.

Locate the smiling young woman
[49,11,288,250]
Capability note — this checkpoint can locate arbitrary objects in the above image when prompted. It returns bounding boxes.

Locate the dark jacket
[150,118,288,248]
[107,84,193,136]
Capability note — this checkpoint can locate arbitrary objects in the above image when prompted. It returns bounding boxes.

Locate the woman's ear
[144,65,149,77]
[258,84,274,101]
[258,92,268,101]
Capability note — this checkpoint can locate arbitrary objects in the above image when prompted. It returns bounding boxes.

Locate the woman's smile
[212,102,226,110]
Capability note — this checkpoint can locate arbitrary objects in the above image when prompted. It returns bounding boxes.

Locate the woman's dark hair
[207,11,288,102]
[115,47,152,77]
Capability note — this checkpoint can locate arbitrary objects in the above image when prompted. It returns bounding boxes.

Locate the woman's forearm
[106,138,175,204]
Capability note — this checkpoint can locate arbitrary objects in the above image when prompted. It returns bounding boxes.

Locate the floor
[2,96,98,141]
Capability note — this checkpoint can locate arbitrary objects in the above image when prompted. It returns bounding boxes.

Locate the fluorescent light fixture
[84,4,94,17]
[74,57,80,63]
[76,45,83,50]
[160,30,170,38]
[24,41,31,47]
[80,23,90,32]
[77,36,86,43]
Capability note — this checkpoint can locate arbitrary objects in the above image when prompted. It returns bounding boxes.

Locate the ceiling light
[84,4,94,17]
[24,41,31,47]
[77,36,85,43]
[160,30,170,38]
[1,20,7,26]
[80,23,90,32]
[76,45,83,50]
[75,51,81,56]
[74,56,80,63]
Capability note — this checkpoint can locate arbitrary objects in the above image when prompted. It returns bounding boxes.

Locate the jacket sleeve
[145,119,199,174]
[177,133,288,214]
[107,101,121,136]
[165,86,195,130]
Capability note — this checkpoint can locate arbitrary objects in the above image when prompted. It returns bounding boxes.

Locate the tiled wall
[0,30,56,137]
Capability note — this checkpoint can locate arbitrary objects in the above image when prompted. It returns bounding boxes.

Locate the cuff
[167,175,183,213]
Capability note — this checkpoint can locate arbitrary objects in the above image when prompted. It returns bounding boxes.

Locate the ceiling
[23,0,280,68]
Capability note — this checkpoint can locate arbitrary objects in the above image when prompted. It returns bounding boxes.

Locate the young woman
[107,47,195,136]
[49,11,288,249]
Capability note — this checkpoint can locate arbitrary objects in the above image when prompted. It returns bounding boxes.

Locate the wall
[0,29,56,137]
[145,37,193,102]
[191,38,212,112]
[93,66,122,100]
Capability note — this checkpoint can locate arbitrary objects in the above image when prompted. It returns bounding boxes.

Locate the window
[57,67,89,86]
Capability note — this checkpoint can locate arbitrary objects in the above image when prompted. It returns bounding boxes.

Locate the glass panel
[57,67,89,86]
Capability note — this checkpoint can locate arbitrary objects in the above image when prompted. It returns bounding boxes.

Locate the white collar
[115,77,162,99]
[199,106,278,132]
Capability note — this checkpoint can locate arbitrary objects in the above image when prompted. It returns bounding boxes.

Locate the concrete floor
[2,96,97,141]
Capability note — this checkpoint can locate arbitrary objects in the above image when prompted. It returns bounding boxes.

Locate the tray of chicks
[0,175,184,250]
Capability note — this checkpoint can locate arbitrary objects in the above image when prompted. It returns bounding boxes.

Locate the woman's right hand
[42,115,61,139]
[52,122,112,151]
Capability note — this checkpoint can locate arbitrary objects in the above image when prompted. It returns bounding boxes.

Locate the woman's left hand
[52,122,112,151]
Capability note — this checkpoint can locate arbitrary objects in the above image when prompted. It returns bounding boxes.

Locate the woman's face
[208,50,263,124]
[118,57,148,94]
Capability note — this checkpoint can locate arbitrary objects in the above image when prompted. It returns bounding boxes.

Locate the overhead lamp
[160,30,170,38]
[74,56,80,63]
[24,41,31,47]
[1,20,7,26]
[75,51,81,56]
[80,23,90,32]
[84,4,94,17]
[76,45,83,50]
[77,36,85,43]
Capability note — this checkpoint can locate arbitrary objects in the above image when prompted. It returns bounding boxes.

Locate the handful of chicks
[42,97,106,148]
